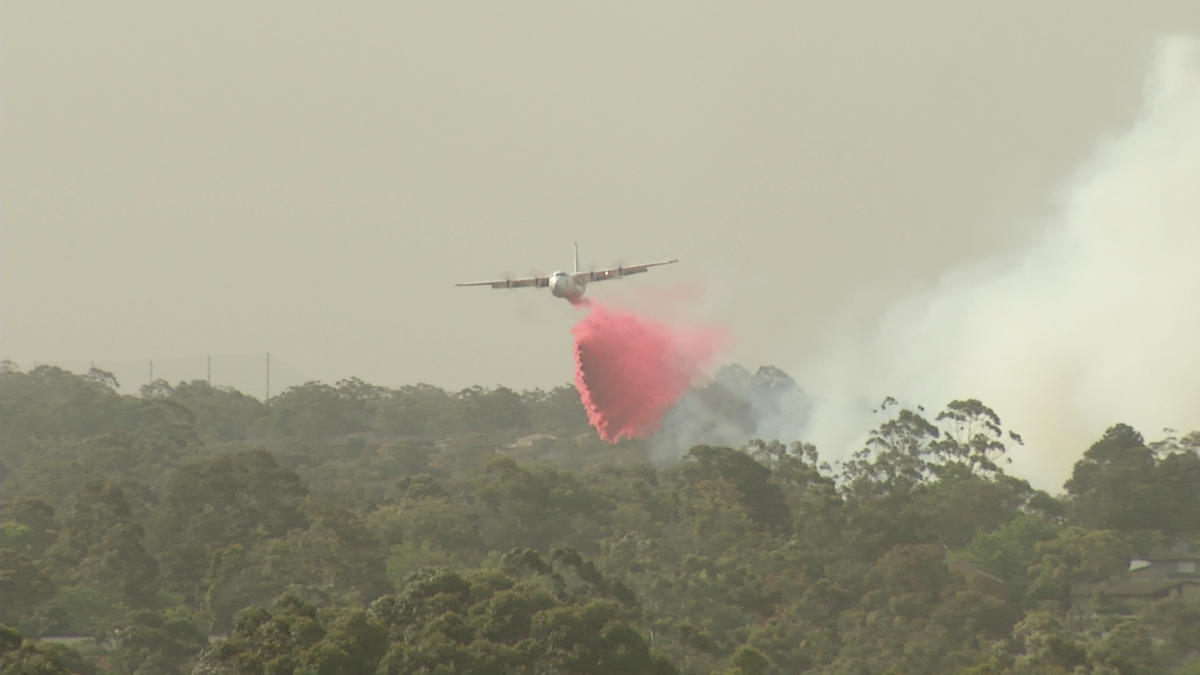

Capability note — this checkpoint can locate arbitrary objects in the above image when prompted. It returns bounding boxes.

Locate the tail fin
[573,242,579,274]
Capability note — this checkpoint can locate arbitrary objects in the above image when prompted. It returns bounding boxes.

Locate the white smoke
[792,36,1200,490]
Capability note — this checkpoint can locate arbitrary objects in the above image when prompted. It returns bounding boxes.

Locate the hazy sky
[4,3,1199,483]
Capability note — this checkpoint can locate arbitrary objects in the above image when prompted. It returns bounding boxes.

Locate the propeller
[614,256,627,278]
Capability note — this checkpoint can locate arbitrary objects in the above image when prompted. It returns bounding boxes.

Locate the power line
[10,351,306,401]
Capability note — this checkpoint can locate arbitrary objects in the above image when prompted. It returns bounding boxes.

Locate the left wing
[572,258,679,283]
[455,275,550,289]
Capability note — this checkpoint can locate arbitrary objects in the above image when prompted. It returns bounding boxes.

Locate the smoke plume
[572,300,729,442]
[792,37,1200,488]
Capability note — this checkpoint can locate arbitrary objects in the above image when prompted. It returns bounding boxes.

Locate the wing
[455,275,550,289]
[573,258,679,283]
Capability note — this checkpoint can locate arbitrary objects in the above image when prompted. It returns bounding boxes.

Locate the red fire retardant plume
[572,301,728,442]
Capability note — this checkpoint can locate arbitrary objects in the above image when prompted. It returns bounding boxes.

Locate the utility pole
[207,355,212,385]
[149,359,154,383]
[265,352,271,404]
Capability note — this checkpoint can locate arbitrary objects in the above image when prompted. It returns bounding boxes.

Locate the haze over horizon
[5,2,1200,488]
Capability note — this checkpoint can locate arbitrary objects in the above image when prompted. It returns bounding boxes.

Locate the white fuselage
[550,271,586,302]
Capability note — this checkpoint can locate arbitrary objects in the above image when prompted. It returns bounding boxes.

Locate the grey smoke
[649,364,813,465]
[787,36,1200,489]
[652,37,1199,492]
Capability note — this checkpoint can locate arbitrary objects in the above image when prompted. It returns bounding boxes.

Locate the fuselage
[550,271,586,302]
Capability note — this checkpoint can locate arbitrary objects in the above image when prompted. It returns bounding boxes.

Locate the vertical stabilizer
[573,242,579,274]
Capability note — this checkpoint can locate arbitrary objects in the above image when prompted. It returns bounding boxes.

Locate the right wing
[455,275,550,289]
[572,258,679,283]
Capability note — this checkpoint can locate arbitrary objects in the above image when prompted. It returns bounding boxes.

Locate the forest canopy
[1,363,1198,674]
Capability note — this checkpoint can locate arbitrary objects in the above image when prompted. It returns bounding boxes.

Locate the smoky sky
[3,2,1199,486]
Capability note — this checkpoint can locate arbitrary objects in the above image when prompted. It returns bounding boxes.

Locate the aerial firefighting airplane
[456,244,678,303]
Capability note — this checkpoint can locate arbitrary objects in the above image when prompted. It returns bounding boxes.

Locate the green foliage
[200,558,674,674]
[728,646,771,675]
[962,513,1060,599]
[368,475,484,574]
[148,379,267,442]
[152,449,309,600]
[38,585,131,637]
[0,366,125,440]
[1149,432,1200,535]
[476,457,613,552]
[2,365,1198,673]
[268,380,375,440]
[48,480,160,607]
[1009,610,1089,673]
[1066,424,1159,530]
[0,499,58,556]
[107,608,209,674]
[374,383,457,436]
[201,501,387,633]
[524,384,591,434]
[674,445,791,532]
[530,600,675,674]
[455,385,532,433]
[844,399,1016,498]
[1024,527,1129,607]
[193,594,383,674]
[0,624,98,675]
[0,549,55,631]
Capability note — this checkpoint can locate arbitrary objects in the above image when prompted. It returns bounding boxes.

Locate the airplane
[456,243,678,303]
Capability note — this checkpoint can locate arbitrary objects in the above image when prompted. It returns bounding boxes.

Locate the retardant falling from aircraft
[572,300,729,442]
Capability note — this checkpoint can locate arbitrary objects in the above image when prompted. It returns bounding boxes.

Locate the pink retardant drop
[572,300,729,442]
